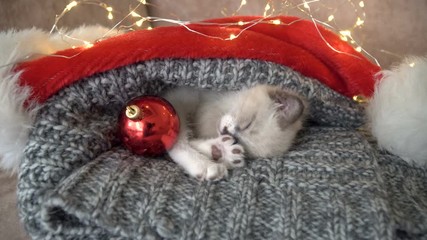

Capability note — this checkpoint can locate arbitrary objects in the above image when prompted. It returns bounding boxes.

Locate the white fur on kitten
[163,84,307,181]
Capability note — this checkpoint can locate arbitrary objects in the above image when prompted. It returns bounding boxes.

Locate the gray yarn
[17,59,427,240]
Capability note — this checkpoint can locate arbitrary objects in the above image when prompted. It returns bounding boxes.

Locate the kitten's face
[219,85,307,158]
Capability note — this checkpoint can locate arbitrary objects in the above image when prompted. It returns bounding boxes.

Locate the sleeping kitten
[163,84,307,181]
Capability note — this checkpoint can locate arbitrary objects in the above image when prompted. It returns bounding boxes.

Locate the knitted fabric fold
[18,59,427,239]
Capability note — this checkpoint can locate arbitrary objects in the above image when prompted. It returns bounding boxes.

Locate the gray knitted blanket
[18,59,427,239]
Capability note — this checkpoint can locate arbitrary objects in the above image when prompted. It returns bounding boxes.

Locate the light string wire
[1,0,382,70]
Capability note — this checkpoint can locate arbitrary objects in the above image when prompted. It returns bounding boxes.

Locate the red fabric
[16,16,380,104]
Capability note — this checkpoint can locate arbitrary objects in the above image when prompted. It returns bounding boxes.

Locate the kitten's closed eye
[239,119,253,131]
[220,114,254,136]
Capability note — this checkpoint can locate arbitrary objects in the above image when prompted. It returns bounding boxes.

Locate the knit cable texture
[18,59,427,239]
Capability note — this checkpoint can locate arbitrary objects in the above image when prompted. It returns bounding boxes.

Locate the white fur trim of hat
[0,26,120,173]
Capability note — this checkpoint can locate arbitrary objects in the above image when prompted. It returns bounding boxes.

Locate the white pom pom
[367,56,427,165]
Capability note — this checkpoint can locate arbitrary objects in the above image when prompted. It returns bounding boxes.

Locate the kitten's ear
[268,89,305,125]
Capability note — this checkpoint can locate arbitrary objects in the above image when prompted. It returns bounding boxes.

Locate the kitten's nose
[221,126,229,135]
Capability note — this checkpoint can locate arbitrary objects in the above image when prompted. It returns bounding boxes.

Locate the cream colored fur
[164,85,307,181]
[367,56,427,165]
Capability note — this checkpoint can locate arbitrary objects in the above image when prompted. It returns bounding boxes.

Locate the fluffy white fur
[163,85,307,181]
[367,56,427,165]
[0,25,121,172]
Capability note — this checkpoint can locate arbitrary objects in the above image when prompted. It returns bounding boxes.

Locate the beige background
[0,1,426,239]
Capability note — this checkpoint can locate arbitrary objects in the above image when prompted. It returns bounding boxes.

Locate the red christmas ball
[118,96,180,156]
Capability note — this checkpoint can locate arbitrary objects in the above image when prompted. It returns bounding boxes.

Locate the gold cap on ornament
[125,105,143,120]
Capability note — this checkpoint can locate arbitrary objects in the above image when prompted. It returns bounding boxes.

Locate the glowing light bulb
[131,11,140,17]
[108,12,113,20]
[353,95,368,103]
[147,26,153,30]
[83,41,94,48]
[136,19,144,27]
[65,1,78,11]
[238,21,244,26]
[359,1,365,8]
[339,30,352,41]
[229,34,237,40]
[106,6,113,12]
[328,15,334,22]
[409,62,415,67]
[235,0,247,13]
[263,3,271,16]
[355,46,362,52]
[340,30,351,36]
[139,0,147,4]
[272,19,281,25]
[356,17,364,27]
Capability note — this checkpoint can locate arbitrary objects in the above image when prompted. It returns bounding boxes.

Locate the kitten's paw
[211,135,245,168]
[191,161,228,181]
[205,162,228,181]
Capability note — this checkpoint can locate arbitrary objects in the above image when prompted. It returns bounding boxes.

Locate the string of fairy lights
[3,0,417,71]
[48,0,378,64]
